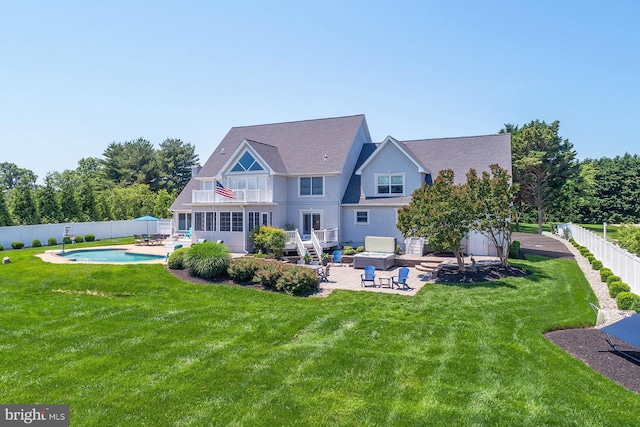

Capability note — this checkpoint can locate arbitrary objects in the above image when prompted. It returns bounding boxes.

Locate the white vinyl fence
[0,219,172,249]
[560,223,640,294]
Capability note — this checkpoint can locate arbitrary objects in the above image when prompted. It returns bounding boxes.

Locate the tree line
[0,138,198,226]
[1,122,638,233]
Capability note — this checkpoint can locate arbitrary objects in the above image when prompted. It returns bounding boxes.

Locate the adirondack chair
[361,265,376,287]
[392,267,410,290]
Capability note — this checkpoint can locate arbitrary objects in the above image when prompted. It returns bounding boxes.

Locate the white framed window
[354,210,370,225]
[220,212,231,231]
[206,212,215,231]
[194,212,205,231]
[376,174,405,196]
[299,176,324,196]
[248,211,261,231]
[178,213,192,231]
[232,212,243,232]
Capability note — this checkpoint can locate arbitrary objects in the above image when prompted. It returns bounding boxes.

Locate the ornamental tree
[397,169,472,271]
[466,164,516,266]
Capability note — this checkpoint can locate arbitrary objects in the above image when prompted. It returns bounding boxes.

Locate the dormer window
[231,152,264,172]
[376,174,404,196]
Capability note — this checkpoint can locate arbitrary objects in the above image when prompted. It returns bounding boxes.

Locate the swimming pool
[56,248,165,263]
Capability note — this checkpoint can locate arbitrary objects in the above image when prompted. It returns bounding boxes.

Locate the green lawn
[515,222,621,243]
[1,243,639,425]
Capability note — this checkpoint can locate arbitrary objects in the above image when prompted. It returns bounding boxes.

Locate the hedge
[616,292,640,313]
[608,281,631,298]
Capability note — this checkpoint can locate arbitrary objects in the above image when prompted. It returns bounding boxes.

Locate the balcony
[192,189,273,204]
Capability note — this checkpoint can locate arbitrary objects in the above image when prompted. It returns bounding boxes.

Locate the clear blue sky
[1,1,638,182]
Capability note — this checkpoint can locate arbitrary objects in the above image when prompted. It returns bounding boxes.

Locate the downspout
[337,172,341,247]
[242,205,248,254]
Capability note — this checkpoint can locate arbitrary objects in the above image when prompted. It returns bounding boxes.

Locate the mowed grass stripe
[1,243,639,425]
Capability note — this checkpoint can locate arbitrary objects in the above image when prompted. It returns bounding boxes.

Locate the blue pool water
[57,249,164,263]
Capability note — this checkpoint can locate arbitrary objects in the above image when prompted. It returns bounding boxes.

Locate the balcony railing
[192,189,273,204]
[313,228,338,244]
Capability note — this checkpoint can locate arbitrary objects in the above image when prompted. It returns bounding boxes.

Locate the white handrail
[311,230,323,261]
[294,229,307,257]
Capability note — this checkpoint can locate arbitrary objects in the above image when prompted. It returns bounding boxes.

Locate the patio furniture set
[134,234,164,246]
[361,265,410,290]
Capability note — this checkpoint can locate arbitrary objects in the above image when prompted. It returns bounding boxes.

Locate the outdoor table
[378,277,392,288]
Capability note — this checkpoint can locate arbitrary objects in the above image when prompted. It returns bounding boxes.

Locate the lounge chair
[591,302,640,363]
[361,265,376,287]
[134,235,145,245]
[392,267,410,290]
[332,250,343,266]
[184,227,192,239]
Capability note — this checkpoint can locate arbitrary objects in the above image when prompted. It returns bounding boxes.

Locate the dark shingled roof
[342,133,512,205]
[398,133,512,184]
[171,114,366,210]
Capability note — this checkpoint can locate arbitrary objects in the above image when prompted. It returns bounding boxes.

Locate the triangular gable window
[231,151,264,172]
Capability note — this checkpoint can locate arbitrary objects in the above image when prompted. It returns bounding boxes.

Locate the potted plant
[302,253,312,264]
[321,252,331,266]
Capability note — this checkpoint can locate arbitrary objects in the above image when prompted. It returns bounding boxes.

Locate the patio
[38,240,501,296]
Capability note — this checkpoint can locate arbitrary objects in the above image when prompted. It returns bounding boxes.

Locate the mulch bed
[434,264,528,283]
[546,328,640,394]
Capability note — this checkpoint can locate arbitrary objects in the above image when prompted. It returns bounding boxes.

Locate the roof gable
[355,136,426,175]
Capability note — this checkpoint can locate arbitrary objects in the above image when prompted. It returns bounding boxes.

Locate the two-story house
[170,114,512,257]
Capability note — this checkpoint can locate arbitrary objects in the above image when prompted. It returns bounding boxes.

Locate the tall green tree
[102,139,159,189]
[59,180,81,222]
[0,162,37,190]
[158,138,199,193]
[503,120,577,234]
[37,174,64,223]
[0,190,12,226]
[397,169,473,271]
[466,164,516,266]
[78,181,99,221]
[11,183,40,225]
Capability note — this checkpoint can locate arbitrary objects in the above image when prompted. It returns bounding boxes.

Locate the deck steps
[415,260,442,273]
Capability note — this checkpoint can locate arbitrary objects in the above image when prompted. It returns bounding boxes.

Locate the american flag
[215,181,235,199]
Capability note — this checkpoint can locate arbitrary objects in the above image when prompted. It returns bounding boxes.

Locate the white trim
[298,209,324,236]
[354,209,370,225]
[374,172,406,197]
[219,139,275,176]
[355,136,427,175]
[298,176,325,197]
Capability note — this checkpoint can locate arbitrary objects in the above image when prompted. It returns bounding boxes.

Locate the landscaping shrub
[343,246,355,255]
[356,246,364,253]
[250,226,287,258]
[591,259,603,270]
[0,244,3,251]
[616,292,640,313]
[253,261,290,289]
[47,237,57,246]
[228,257,265,282]
[509,240,520,258]
[579,248,592,258]
[74,235,85,243]
[276,266,319,295]
[84,234,95,242]
[31,239,42,248]
[608,281,631,298]
[600,268,613,282]
[63,236,72,245]
[167,248,189,270]
[11,241,25,250]
[254,253,268,259]
[183,241,231,279]
[606,275,622,286]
